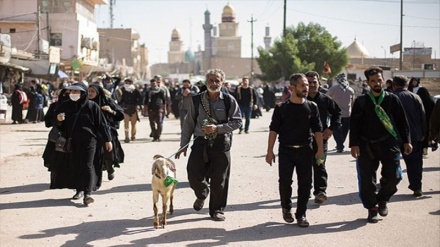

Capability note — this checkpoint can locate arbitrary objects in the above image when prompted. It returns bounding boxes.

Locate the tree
[257,22,348,82]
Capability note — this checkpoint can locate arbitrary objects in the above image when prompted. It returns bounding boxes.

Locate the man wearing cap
[327,73,356,152]
[119,78,142,143]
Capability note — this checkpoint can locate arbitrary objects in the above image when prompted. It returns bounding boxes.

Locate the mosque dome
[222,3,236,22]
[185,49,195,62]
[171,28,180,41]
[346,39,370,58]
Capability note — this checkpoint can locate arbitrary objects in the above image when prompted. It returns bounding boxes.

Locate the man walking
[266,73,324,227]
[175,79,200,129]
[350,66,412,223]
[145,79,167,142]
[175,68,242,221]
[119,78,142,143]
[327,73,355,152]
[235,77,258,134]
[306,71,341,204]
[392,75,426,197]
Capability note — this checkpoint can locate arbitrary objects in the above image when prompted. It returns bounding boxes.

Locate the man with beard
[266,73,324,227]
[175,68,242,222]
[145,79,167,142]
[306,71,341,204]
[350,66,412,224]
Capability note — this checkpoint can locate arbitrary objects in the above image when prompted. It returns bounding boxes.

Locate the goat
[151,155,177,229]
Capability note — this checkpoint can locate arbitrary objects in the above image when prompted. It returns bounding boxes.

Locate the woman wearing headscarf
[11,84,24,124]
[88,84,125,181]
[52,82,112,206]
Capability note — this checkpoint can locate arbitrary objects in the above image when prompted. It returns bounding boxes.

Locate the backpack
[17,90,28,104]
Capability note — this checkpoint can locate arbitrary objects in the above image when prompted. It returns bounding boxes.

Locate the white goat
[151,155,177,229]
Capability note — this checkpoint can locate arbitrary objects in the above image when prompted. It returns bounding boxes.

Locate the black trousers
[402,141,423,191]
[356,137,402,209]
[278,145,313,217]
[187,137,231,215]
[312,139,328,195]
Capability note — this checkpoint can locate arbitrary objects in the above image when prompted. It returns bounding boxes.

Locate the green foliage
[256,22,348,82]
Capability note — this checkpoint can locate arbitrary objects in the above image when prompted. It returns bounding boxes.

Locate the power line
[0,12,36,21]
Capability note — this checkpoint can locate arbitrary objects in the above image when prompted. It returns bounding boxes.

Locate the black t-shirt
[269,100,322,146]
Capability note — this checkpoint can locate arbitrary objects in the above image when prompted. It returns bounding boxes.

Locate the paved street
[0,105,439,247]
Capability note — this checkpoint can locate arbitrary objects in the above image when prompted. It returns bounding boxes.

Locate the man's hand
[323,128,333,140]
[315,149,325,160]
[265,151,275,166]
[403,143,413,155]
[253,104,258,110]
[105,142,113,152]
[202,124,217,135]
[175,146,187,159]
[351,146,360,159]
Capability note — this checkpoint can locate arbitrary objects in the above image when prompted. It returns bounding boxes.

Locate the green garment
[367,91,398,139]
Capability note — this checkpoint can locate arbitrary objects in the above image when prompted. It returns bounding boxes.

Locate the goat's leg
[169,185,175,215]
[153,191,159,229]
[161,193,169,228]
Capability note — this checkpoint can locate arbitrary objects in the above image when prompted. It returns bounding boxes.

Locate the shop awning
[0,62,30,72]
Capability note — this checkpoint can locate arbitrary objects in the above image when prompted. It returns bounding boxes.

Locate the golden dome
[171,28,180,41]
[223,3,235,16]
[222,3,236,22]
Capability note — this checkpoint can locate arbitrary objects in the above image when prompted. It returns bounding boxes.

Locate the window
[9,28,16,33]
[50,33,62,46]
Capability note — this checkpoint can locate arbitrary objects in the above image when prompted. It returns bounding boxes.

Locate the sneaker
[282,208,294,223]
[336,149,343,153]
[378,201,388,217]
[238,129,243,134]
[124,138,130,143]
[193,198,205,211]
[210,212,225,221]
[314,193,327,204]
[296,215,310,227]
[131,136,136,141]
[413,189,423,197]
[83,194,94,206]
[108,172,115,181]
[367,207,379,223]
[72,190,84,200]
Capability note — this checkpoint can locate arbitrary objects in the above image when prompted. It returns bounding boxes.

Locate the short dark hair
[289,73,306,86]
[364,66,383,81]
[182,79,190,84]
[392,75,408,87]
[305,71,320,80]
[150,78,156,83]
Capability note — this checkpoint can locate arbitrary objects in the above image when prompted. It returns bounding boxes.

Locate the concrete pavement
[0,105,439,247]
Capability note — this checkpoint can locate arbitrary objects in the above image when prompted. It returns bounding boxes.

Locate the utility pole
[110,0,116,28]
[36,5,41,59]
[399,0,403,70]
[248,15,257,81]
[46,11,50,44]
[283,0,287,37]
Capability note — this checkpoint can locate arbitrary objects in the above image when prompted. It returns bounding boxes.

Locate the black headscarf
[88,84,109,107]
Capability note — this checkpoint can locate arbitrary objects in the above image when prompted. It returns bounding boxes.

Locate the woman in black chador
[50,82,112,206]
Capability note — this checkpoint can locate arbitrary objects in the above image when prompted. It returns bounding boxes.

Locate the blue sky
[95,0,440,65]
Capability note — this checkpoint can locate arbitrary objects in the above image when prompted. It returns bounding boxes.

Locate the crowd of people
[6,66,439,225]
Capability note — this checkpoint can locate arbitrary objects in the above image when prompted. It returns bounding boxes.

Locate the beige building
[98,28,149,79]
[150,3,261,80]
[0,0,107,80]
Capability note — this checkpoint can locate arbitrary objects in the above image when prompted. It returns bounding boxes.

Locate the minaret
[264,25,272,51]
[168,28,184,63]
[203,9,213,68]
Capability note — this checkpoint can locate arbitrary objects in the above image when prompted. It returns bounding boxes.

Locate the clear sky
[95,0,440,66]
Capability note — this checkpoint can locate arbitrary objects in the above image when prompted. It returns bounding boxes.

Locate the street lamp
[381,46,387,66]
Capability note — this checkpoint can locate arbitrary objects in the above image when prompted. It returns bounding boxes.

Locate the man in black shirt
[145,79,167,142]
[392,75,426,197]
[266,73,324,227]
[306,71,341,204]
[120,78,142,143]
[235,77,258,134]
[350,66,412,224]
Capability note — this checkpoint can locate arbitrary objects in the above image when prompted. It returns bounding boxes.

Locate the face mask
[69,93,81,101]
[124,84,135,91]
